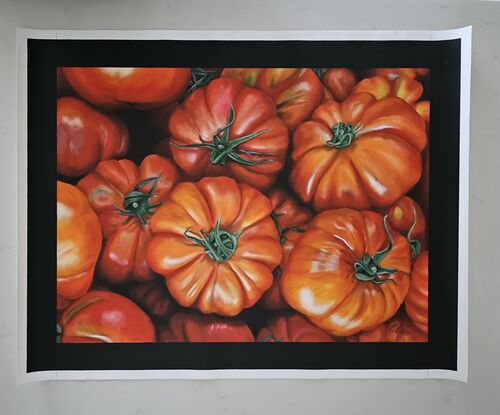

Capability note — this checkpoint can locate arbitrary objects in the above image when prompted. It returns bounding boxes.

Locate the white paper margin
[16,27,471,383]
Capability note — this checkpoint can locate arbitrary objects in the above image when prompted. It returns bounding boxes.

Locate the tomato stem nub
[182,68,219,99]
[183,217,240,263]
[260,334,283,342]
[353,215,397,284]
[270,210,305,245]
[113,176,162,225]
[327,122,362,149]
[173,104,274,167]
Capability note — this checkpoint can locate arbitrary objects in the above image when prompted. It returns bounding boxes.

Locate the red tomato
[290,93,427,211]
[259,189,312,310]
[315,68,357,102]
[57,97,129,177]
[77,155,180,284]
[63,67,191,109]
[57,181,102,307]
[353,76,424,105]
[221,68,324,131]
[257,313,334,342]
[127,277,177,320]
[406,250,429,334]
[169,78,289,191]
[61,290,156,343]
[280,208,411,337]
[147,176,282,316]
[347,313,427,342]
[159,312,255,342]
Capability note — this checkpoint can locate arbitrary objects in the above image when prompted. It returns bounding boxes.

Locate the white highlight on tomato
[298,288,334,316]
[57,201,73,220]
[364,172,387,196]
[61,115,83,129]
[100,68,135,78]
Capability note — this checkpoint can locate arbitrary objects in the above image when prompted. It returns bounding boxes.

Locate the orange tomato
[257,313,334,342]
[259,189,312,310]
[77,155,180,284]
[280,208,411,337]
[353,76,424,105]
[169,78,289,191]
[147,176,282,316]
[371,67,430,81]
[159,312,255,342]
[57,97,129,177]
[406,250,429,334]
[415,100,430,215]
[347,313,427,342]
[221,68,324,131]
[290,93,427,211]
[63,67,191,109]
[57,181,102,307]
[61,290,156,343]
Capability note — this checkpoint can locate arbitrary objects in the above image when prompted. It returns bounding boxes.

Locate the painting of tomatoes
[55,65,430,344]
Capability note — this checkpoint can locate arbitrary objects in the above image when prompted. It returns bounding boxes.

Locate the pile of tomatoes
[56,67,430,343]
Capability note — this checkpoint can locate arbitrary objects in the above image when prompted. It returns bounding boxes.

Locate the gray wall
[1,0,498,414]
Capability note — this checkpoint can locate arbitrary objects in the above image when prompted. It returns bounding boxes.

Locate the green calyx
[407,206,422,260]
[173,105,273,167]
[270,211,305,245]
[113,176,162,225]
[353,215,397,284]
[260,334,283,342]
[327,122,362,149]
[184,217,241,263]
[183,68,219,99]
[312,68,327,79]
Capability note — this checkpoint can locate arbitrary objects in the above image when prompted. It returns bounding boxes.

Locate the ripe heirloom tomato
[314,68,357,102]
[352,76,424,105]
[347,314,427,342]
[290,93,427,211]
[415,100,430,215]
[147,176,282,316]
[159,312,255,342]
[221,68,324,131]
[384,196,427,256]
[127,277,177,321]
[63,67,191,109]
[257,313,334,342]
[61,290,156,343]
[280,208,411,337]
[406,250,429,334]
[57,97,129,177]
[77,155,180,284]
[371,67,430,81]
[169,78,289,191]
[57,181,102,308]
[259,189,312,310]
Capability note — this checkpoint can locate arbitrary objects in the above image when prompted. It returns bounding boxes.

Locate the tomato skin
[290,93,427,211]
[280,208,411,337]
[77,155,180,284]
[383,196,427,250]
[320,68,357,102]
[61,290,156,343]
[406,250,428,333]
[221,68,324,131]
[347,313,427,342]
[257,313,334,342]
[169,78,289,191]
[57,182,102,307]
[159,312,255,342]
[259,189,312,310]
[415,100,430,215]
[63,67,191,109]
[371,67,430,81]
[57,97,129,177]
[127,278,177,320]
[353,75,423,105]
[147,176,282,316]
